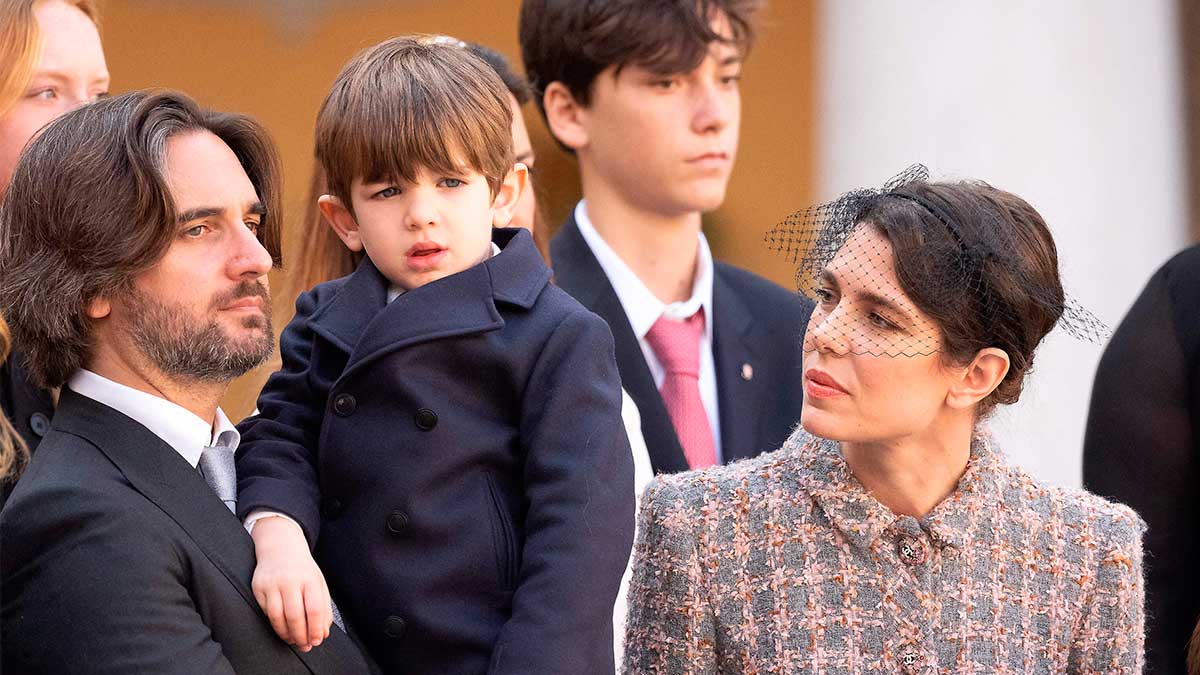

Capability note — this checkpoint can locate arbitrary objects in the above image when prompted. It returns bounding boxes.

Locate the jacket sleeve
[1083,252,1200,674]
[1068,508,1147,675]
[488,310,635,675]
[1,484,237,674]
[622,477,717,675]
[236,289,331,544]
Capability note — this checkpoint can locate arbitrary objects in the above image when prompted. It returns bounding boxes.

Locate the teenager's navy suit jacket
[551,214,814,474]
[237,228,634,675]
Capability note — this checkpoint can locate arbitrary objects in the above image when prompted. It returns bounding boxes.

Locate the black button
[332,393,356,417]
[382,615,406,639]
[321,497,342,519]
[29,412,50,437]
[414,408,437,431]
[386,510,410,534]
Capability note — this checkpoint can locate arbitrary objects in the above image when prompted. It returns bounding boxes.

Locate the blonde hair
[0,0,99,118]
[0,312,30,484]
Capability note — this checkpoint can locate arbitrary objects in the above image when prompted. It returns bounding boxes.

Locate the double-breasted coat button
[898,535,927,565]
[383,615,406,639]
[332,393,356,417]
[414,408,438,431]
[321,497,343,519]
[386,510,410,534]
[29,412,50,437]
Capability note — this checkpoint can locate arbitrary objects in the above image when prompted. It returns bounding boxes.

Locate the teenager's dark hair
[519,0,762,118]
[0,90,283,388]
[857,182,1065,413]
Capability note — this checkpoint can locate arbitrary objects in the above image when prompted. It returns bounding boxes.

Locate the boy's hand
[250,516,332,652]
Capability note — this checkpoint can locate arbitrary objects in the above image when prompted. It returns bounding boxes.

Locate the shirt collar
[791,426,1006,551]
[573,200,714,341]
[387,241,502,304]
[67,369,237,468]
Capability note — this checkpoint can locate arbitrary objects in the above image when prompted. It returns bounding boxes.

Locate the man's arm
[1,482,236,674]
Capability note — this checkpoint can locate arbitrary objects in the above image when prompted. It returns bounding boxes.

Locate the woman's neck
[840,414,976,519]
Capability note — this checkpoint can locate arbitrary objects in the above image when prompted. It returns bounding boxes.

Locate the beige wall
[98,0,817,419]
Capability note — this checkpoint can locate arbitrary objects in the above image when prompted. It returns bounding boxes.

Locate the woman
[0,316,27,492]
[623,167,1145,674]
[0,0,108,498]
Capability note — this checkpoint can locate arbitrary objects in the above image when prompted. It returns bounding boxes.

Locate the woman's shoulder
[642,426,817,513]
[998,461,1146,550]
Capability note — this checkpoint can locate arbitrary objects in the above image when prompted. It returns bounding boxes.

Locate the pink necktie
[645,310,717,470]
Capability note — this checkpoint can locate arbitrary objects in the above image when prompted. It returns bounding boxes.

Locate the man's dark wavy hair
[0,90,283,388]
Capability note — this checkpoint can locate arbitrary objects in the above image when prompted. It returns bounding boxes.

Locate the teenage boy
[520,0,813,474]
[0,90,372,674]
[236,37,634,675]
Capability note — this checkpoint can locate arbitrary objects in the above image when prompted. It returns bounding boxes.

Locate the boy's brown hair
[316,36,514,213]
[519,0,763,119]
[0,90,283,388]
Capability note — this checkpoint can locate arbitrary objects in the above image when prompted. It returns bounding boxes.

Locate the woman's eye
[440,178,464,188]
[374,187,400,199]
[31,88,57,101]
[813,288,835,304]
[868,312,897,331]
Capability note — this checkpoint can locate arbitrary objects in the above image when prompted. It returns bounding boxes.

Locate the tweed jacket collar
[793,427,1008,551]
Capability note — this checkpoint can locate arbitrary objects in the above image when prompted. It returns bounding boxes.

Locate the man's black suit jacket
[0,388,374,674]
[551,214,814,474]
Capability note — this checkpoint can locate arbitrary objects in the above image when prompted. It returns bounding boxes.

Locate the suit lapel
[53,389,373,674]
[551,217,689,474]
[711,267,769,463]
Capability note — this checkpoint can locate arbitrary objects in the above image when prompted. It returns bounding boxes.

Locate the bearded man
[0,90,373,674]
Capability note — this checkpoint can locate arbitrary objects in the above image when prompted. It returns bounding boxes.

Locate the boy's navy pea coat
[237,229,634,675]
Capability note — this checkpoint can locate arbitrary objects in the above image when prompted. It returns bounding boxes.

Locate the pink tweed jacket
[623,429,1146,674]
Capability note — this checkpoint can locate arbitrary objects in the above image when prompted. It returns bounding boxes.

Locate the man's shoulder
[713,260,812,318]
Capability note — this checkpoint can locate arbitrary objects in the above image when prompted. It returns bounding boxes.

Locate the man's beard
[125,281,274,383]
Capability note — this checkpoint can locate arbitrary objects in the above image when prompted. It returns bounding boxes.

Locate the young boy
[236,37,634,675]
[519,0,813,475]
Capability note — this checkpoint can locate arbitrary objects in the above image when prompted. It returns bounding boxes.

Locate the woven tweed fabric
[623,427,1146,675]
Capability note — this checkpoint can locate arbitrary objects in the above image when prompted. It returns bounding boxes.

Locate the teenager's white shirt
[573,200,723,463]
[67,368,239,468]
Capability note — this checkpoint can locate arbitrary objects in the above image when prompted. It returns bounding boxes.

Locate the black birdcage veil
[766,165,1108,359]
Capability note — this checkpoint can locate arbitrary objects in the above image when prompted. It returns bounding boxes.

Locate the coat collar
[309,228,551,366]
[791,427,1007,551]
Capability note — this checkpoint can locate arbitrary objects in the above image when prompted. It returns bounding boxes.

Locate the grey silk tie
[198,444,237,513]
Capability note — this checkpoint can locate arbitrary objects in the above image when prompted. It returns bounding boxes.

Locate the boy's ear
[543,82,589,152]
[945,347,1011,410]
[491,163,529,228]
[318,194,364,252]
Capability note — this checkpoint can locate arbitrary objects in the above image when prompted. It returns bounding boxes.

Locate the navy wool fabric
[1,389,374,675]
[237,228,635,675]
[550,213,814,475]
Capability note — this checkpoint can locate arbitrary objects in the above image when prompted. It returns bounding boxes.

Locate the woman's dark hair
[857,181,1065,413]
[0,90,283,388]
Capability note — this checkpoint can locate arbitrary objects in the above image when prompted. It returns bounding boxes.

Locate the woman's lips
[804,368,848,399]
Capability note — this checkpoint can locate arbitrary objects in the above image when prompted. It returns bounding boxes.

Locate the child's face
[322,164,524,291]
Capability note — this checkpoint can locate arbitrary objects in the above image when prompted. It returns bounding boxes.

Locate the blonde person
[0,316,27,492]
[0,0,108,501]
[623,166,1146,674]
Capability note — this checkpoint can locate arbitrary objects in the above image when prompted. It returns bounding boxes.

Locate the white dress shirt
[573,200,723,463]
[67,369,239,467]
